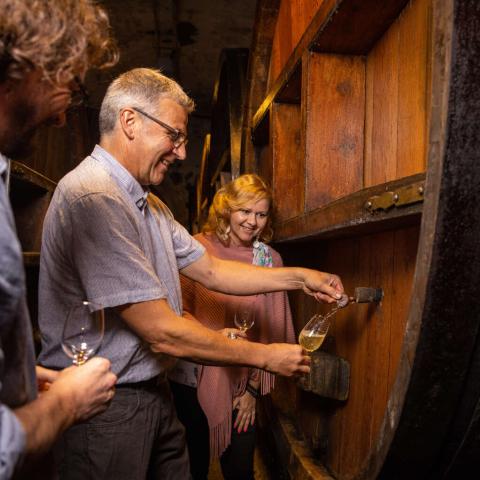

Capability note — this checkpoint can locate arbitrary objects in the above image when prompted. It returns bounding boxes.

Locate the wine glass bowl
[61,301,105,365]
[298,313,330,353]
[234,307,255,333]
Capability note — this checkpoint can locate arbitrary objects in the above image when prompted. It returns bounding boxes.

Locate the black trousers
[55,377,191,480]
[170,381,256,480]
[170,381,210,480]
[220,408,256,480]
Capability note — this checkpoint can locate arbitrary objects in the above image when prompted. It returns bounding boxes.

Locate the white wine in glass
[234,307,255,333]
[61,301,105,365]
[299,313,331,353]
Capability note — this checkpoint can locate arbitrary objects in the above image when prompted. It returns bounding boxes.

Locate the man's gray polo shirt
[38,145,205,383]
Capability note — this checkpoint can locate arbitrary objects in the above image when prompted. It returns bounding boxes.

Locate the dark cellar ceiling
[88,0,257,117]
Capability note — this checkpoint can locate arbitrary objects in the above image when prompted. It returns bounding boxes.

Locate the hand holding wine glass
[234,306,255,334]
[61,301,105,365]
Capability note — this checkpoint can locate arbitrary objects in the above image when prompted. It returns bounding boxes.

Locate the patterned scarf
[252,240,273,267]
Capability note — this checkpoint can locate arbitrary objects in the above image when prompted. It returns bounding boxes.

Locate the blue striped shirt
[0,154,36,478]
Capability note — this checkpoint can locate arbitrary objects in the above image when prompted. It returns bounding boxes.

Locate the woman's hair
[0,0,118,85]
[99,68,195,135]
[203,174,274,244]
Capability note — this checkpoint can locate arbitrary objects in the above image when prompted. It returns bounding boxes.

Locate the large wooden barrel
[240,0,480,478]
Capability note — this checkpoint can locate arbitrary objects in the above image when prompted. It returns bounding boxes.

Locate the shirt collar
[90,144,149,213]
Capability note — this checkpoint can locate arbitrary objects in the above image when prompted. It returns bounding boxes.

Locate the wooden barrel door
[241,0,480,478]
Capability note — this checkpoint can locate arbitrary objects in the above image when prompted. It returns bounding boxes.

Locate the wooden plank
[209,149,229,187]
[242,0,281,171]
[274,173,424,243]
[364,17,400,186]
[227,50,249,178]
[10,163,55,252]
[304,52,365,210]
[268,0,324,89]
[389,226,419,392]
[258,398,335,479]
[256,108,274,187]
[271,103,304,221]
[396,0,430,177]
[251,62,301,146]
[312,0,411,54]
[10,161,57,193]
[196,133,210,222]
[290,0,326,52]
[267,0,294,90]
[365,0,430,186]
[367,232,395,464]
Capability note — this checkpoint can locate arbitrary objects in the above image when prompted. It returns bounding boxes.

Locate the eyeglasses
[132,107,188,148]
[70,76,89,107]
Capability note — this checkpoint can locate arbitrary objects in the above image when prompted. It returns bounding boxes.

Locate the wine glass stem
[75,352,86,366]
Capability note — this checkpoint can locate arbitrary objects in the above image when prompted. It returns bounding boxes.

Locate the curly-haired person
[0,1,118,479]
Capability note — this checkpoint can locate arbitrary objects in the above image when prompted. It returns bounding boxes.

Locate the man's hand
[233,392,256,433]
[218,328,246,340]
[36,365,59,393]
[301,271,345,303]
[263,343,310,376]
[48,357,117,422]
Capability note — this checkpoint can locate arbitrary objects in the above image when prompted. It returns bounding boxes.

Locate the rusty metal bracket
[365,181,425,212]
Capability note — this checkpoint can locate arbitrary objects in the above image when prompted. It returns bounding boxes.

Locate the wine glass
[61,301,105,365]
[298,313,330,353]
[234,306,255,334]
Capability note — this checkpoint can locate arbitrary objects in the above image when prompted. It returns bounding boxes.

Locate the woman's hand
[233,391,256,433]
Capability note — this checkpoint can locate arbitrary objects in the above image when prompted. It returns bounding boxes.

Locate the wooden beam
[274,173,425,242]
[10,160,56,193]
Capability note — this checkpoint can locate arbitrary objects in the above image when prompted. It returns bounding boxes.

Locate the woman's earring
[224,225,231,241]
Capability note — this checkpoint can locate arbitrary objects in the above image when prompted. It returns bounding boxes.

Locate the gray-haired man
[38,67,344,479]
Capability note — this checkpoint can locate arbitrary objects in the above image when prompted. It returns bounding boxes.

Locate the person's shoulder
[57,157,118,204]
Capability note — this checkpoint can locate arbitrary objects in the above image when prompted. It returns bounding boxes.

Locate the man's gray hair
[99,68,195,134]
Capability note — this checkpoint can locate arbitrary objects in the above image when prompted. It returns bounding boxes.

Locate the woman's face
[229,198,270,247]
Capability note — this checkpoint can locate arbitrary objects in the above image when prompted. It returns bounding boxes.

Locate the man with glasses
[0,1,118,479]
[38,67,345,479]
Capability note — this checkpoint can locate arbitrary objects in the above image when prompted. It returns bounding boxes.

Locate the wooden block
[297,351,350,401]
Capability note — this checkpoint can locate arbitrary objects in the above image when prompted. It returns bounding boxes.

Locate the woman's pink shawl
[180,233,295,458]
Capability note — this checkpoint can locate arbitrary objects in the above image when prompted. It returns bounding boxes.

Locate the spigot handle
[354,287,384,303]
